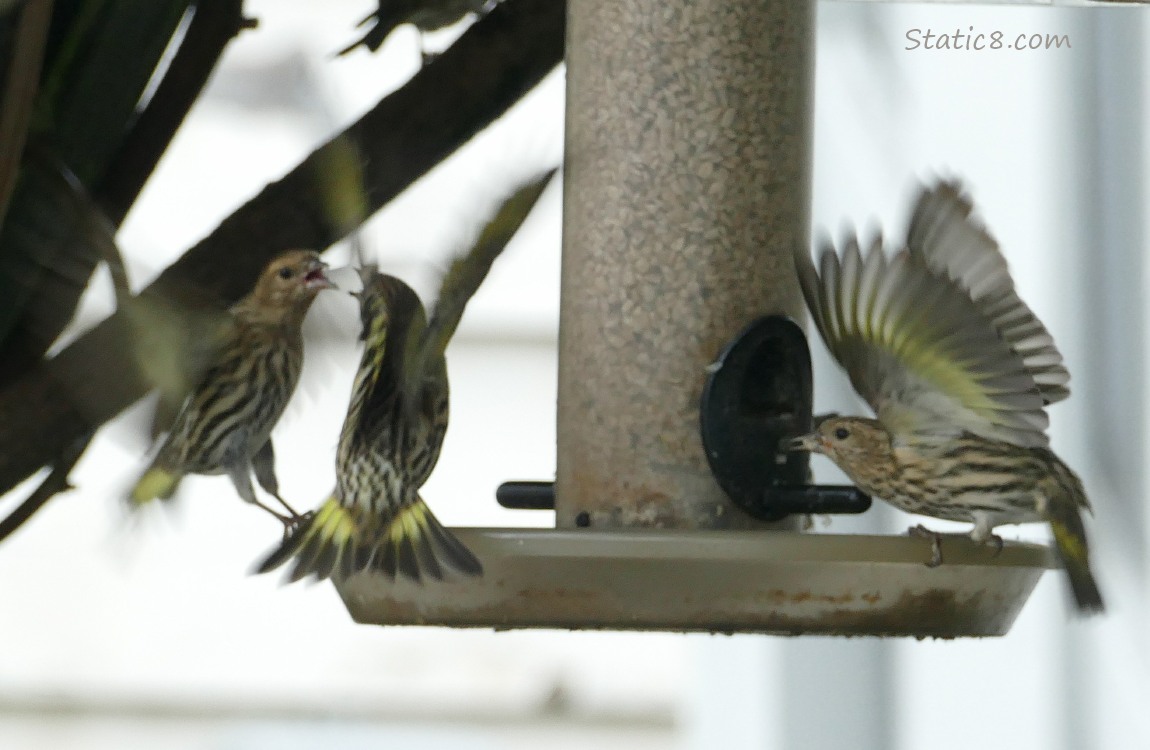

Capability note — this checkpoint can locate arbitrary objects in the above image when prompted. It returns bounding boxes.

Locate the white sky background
[1,2,1149,749]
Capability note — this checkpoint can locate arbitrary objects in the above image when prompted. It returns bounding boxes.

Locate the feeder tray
[335,528,1054,638]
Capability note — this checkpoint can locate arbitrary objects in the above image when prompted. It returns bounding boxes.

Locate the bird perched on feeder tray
[129,250,335,527]
[257,169,555,583]
[789,180,1104,614]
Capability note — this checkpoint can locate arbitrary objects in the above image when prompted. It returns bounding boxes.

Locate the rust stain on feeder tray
[334,529,1052,638]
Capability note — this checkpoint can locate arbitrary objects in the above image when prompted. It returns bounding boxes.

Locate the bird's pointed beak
[784,433,820,453]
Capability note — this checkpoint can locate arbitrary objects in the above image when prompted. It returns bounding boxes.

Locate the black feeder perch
[698,315,872,522]
[499,315,875,521]
[334,0,1053,638]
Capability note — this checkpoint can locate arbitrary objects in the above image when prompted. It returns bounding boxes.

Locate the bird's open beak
[303,259,336,291]
[784,433,820,452]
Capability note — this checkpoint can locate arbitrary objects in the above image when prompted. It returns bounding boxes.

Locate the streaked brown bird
[258,268,480,582]
[790,180,1104,614]
[129,250,334,525]
[257,168,555,583]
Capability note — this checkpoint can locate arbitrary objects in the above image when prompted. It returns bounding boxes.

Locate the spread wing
[795,232,1051,448]
[906,180,1070,404]
[404,168,557,406]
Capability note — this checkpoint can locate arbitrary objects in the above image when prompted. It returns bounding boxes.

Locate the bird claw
[969,520,1004,557]
[251,498,306,538]
[278,510,313,543]
[908,524,944,567]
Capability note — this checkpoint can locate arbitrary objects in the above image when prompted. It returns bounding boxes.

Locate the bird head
[354,267,425,344]
[351,263,378,300]
[250,249,334,313]
[787,416,893,470]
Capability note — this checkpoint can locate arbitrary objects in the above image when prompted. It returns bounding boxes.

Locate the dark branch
[0,2,198,386]
[0,0,53,229]
[94,0,249,226]
[0,425,91,543]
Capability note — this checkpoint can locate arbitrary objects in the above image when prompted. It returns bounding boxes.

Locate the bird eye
[278,267,293,280]
[833,427,850,440]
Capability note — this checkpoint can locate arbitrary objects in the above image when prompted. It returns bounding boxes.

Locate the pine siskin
[255,267,481,582]
[129,249,334,524]
[337,0,490,59]
[257,168,556,583]
[790,180,1104,614]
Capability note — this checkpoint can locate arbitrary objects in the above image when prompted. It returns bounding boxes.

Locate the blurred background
[0,1,1148,748]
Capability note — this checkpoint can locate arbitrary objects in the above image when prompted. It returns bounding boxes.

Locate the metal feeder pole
[558,0,813,529]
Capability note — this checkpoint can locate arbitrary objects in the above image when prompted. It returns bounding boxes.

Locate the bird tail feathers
[1048,505,1104,614]
[370,498,483,582]
[255,497,483,584]
[255,498,359,583]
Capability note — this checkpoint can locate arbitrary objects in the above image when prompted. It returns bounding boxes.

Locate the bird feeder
[336,0,1051,637]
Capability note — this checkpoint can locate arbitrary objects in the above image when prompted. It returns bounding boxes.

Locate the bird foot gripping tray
[334,318,1053,638]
